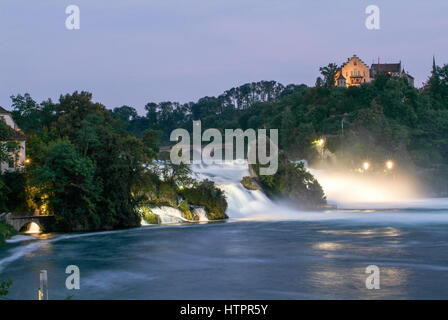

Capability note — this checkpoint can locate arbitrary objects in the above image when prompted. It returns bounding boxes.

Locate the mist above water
[309,168,422,209]
[190,160,448,223]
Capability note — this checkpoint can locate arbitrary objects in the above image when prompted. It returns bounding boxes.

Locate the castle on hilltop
[335,55,414,88]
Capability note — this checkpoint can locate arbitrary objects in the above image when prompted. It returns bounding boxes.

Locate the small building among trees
[334,55,371,88]
[370,62,414,86]
[0,106,26,173]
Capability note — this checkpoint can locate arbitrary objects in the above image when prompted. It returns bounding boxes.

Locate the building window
[351,69,361,77]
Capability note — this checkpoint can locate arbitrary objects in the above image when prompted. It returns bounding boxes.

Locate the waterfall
[140,160,446,225]
[191,160,280,219]
[192,207,209,222]
[140,160,283,225]
[150,206,188,224]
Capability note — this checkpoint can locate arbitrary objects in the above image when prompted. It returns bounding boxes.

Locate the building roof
[337,71,346,80]
[402,68,414,79]
[341,54,369,69]
[371,63,401,73]
[0,106,11,114]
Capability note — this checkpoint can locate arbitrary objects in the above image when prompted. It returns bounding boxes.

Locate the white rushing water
[150,206,187,224]
[192,207,209,222]
[138,160,448,224]
[191,160,279,219]
[189,160,448,223]
[141,160,281,224]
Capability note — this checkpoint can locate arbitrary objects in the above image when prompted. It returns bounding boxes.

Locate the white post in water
[38,270,48,300]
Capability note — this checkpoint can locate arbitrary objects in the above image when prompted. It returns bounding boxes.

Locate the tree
[11,91,160,231]
[253,155,327,209]
[111,105,138,122]
[10,94,57,133]
[0,120,19,164]
[319,63,339,88]
[161,162,195,187]
[31,140,102,231]
[142,128,161,157]
[427,64,448,109]
[0,171,27,212]
[181,179,228,219]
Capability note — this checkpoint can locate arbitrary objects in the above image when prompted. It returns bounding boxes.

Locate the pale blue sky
[1,0,447,113]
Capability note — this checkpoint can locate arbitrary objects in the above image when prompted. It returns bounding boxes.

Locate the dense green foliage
[0,172,27,213]
[0,120,19,164]
[134,162,227,220]
[0,222,16,244]
[31,140,102,231]
[252,155,327,209]
[181,180,228,220]
[110,81,297,141]
[3,93,228,230]
[0,120,24,213]
[8,92,158,231]
[115,63,448,196]
[0,279,12,298]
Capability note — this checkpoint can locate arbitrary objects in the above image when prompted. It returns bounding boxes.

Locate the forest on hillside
[105,63,448,196]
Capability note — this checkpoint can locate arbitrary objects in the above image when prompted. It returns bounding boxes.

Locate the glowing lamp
[386,160,394,170]
[313,138,325,147]
[363,162,370,170]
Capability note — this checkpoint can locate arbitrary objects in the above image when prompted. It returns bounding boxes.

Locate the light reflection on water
[312,242,346,251]
[318,227,402,237]
[308,267,411,299]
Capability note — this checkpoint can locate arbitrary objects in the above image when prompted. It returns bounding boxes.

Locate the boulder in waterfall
[241,176,261,190]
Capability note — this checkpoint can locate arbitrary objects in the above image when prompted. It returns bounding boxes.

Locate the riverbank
[0,222,16,244]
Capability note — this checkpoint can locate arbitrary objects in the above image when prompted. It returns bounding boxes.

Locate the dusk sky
[1,0,447,114]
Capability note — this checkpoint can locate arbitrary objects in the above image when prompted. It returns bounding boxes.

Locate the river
[1,161,447,299]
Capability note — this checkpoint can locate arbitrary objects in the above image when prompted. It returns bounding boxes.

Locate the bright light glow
[386,160,394,170]
[24,222,41,234]
[318,139,324,147]
[313,138,325,147]
[25,158,31,164]
[309,168,421,205]
[363,162,370,170]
